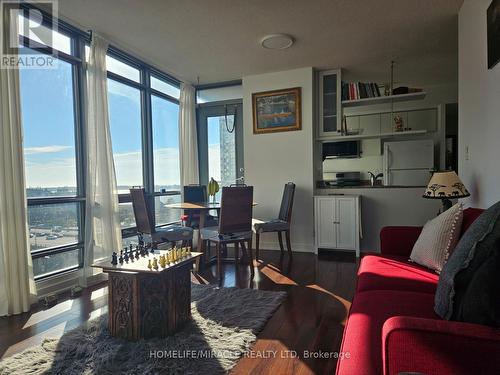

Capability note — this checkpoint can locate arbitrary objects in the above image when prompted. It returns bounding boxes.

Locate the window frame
[19,2,182,279]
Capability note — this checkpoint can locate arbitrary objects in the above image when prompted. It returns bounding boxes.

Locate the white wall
[459,0,500,208]
[243,67,315,252]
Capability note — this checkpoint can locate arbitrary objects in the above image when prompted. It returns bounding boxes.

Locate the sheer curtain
[0,11,36,316]
[83,33,121,284]
[179,83,199,186]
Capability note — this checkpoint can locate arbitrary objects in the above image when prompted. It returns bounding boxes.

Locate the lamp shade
[423,171,470,199]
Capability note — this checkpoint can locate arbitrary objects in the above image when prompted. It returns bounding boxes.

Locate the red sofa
[336,208,500,375]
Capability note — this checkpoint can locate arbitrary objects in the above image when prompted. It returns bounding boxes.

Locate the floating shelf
[317,129,428,142]
[341,92,426,107]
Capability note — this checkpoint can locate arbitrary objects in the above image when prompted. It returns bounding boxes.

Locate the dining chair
[130,187,193,249]
[252,182,296,259]
[181,185,218,228]
[200,186,254,280]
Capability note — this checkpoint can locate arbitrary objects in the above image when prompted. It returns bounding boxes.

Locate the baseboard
[258,241,315,253]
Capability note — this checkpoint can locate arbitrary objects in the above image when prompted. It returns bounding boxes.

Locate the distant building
[219,116,236,186]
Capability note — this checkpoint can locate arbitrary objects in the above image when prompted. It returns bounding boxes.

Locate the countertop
[316,181,425,189]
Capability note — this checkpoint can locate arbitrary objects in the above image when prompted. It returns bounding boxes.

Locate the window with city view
[19,41,83,278]
[152,94,181,225]
[207,115,236,201]
[18,12,182,279]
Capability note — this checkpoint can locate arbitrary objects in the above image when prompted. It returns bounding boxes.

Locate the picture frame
[487,0,500,69]
[252,87,301,134]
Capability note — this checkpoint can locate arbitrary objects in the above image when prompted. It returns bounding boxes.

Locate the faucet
[368,171,383,186]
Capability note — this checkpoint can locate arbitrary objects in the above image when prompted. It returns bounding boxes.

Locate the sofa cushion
[435,201,500,320]
[452,231,500,328]
[357,254,439,294]
[337,290,438,375]
[409,203,463,273]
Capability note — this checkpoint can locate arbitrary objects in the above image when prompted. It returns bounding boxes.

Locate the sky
[19,62,186,189]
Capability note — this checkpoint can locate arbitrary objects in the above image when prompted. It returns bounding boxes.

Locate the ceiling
[57,0,463,86]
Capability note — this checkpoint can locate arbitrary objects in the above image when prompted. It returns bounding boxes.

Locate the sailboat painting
[252,87,301,134]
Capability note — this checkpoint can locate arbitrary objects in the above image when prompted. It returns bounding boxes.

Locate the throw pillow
[451,236,500,328]
[409,203,463,273]
[435,200,500,320]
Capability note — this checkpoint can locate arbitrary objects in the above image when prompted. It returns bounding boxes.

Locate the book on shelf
[342,81,382,101]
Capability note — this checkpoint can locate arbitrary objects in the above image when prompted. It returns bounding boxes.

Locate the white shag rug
[0,284,286,375]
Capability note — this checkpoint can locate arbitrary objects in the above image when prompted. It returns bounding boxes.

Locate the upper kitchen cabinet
[318,69,342,137]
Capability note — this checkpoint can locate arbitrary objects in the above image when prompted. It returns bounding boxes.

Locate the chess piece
[147,259,152,269]
[159,255,166,268]
[135,246,140,259]
[119,250,124,264]
[124,250,129,262]
[181,248,186,258]
[187,247,191,255]
[111,252,118,265]
[152,257,159,270]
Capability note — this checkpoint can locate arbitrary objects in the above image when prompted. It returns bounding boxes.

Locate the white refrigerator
[383,139,434,186]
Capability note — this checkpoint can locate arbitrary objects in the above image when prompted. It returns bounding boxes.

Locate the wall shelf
[341,92,426,107]
[317,129,428,142]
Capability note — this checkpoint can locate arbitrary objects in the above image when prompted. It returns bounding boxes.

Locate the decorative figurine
[152,257,159,270]
[394,115,404,132]
[111,252,118,265]
[147,259,152,269]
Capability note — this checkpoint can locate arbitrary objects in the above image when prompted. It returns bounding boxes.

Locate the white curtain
[0,11,36,316]
[179,83,199,186]
[83,33,121,284]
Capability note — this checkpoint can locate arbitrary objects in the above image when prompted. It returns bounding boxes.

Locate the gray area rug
[0,284,286,375]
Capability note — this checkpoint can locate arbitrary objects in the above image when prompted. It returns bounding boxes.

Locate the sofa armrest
[379,226,422,256]
[382,316,500,375]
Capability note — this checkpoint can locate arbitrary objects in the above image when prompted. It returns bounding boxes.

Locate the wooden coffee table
[93,251,202,341]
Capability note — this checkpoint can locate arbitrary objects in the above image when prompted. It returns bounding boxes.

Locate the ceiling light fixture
[261,34,294,50]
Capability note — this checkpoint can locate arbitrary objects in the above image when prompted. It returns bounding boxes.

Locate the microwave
[322,141,360,159]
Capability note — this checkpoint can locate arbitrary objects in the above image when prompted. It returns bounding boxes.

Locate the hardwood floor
[0,249,358,374]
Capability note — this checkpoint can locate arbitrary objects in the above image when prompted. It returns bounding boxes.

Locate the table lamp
[423,171,470,212]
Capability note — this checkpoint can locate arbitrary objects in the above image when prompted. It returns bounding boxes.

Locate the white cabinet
[314,195,361,257]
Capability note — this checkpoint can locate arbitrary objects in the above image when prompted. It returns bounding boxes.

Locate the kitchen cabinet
[314,195,361,256]
[318,69,342,137]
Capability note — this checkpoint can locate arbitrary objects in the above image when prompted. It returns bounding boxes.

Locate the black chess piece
[124,250,129,262]
[135,246,140,259]
[111,252,118,265]
[119,250,124,264]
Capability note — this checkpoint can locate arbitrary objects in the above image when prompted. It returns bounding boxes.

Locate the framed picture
[252,87,301,134]
[487,0,500,69]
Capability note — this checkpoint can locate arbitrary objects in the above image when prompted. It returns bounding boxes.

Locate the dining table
[164,201,257,254]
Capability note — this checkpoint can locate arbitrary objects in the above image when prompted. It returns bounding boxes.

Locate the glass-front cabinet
[318,69,342,137]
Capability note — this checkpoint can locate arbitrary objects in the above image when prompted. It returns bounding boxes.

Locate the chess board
[93,250,202,274]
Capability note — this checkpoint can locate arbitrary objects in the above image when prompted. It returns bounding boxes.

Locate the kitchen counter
[315,186,441,253]
[316,181,425,189]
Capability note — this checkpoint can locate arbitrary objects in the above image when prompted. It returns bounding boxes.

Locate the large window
[18,16,83,278]
[20,54,77,197]
[108,78,143,192]
[17,4,182,280]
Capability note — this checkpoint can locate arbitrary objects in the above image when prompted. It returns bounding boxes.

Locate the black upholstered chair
[130,188,193,248]
[253,182,296,259]
[200,186,254,280]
